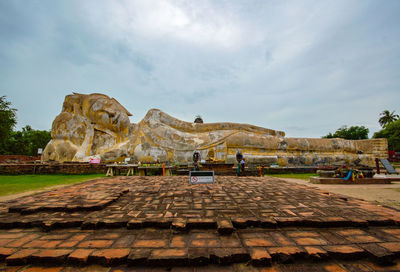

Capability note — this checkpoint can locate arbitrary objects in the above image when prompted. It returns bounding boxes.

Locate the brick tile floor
[0,176,399,270]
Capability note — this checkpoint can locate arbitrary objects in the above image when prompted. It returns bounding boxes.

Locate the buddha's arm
[140,109,285,137]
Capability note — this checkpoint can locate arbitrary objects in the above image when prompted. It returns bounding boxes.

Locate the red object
[258,166,262,177]
[162,163,165,176]
[389,150,395,158]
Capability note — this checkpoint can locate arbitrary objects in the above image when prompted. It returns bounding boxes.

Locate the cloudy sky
[1,0,399,138]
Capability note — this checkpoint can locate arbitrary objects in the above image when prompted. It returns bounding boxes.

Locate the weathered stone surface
[42,93,387,166]
[1,176,400,231]
[0,176,399,270]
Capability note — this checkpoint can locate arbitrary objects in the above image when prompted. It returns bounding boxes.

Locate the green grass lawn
[265,173,318,180]
[0,174,105,197]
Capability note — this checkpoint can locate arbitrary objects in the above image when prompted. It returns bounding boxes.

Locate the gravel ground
[280,177,400,211]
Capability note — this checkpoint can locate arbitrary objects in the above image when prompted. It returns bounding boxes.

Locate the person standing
[193,150,201,171]
[240,157,245,175]
[236,151,244,176]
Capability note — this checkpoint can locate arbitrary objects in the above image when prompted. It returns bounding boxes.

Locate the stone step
[0,227,399,267]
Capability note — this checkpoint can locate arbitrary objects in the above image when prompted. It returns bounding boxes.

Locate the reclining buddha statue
[42,93,387,167]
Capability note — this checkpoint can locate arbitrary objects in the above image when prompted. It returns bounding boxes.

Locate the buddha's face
[82,95,130,136]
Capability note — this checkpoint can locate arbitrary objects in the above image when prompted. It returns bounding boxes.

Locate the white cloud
[84,0,245,49]
[0,0,399,139]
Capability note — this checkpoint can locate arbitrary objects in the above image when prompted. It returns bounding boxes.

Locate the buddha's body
[42,93,387,167]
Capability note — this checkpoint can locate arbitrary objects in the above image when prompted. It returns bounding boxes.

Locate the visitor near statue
[192,150,201,171]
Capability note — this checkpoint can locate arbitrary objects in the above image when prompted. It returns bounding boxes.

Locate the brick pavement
[0,176,399,270]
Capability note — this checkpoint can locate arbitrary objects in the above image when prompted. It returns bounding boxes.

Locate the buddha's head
[62,93,132,138]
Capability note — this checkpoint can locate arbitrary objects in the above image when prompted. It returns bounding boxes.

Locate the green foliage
[4,126,51,156]
[0,97,51,156]
[0,96,17,153]
[323,125,369,140]
[379,110,399,128]
[373,119,400,150]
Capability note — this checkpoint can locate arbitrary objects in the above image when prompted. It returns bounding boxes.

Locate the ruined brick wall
[0,163,107,175]
[0,155,41,163]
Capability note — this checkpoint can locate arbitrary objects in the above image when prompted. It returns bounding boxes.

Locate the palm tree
[379,110,399,128]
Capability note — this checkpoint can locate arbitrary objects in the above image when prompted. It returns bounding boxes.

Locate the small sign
[190,171,214,184]
[90,158,101,164]
[380,159,399,174]
[37,148,43,155]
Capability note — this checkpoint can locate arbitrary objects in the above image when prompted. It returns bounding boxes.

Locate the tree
[0,97,51,156]
[378,110,399,128]
[22,126,52,156]
[0,96,17,153]
[373,119,400,151]
[323,125,369,140]
[4,126,51,156]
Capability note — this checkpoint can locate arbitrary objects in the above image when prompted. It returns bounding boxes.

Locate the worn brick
[217,219,234,235]
[188,248,209,265]
[31,249,72,264]
[0,233,25,239]
[190,233,217,240]
[68,234,88,241]
[243,238,274,247]
[40,240,62,248]
[40,234,70,240]
[127,248,151,265]
[190,239,219,248]
[320,231,350,245]
[379,242,400,254]
[0,247,17,260]
[286,231,320,238]
[381,229,400,236]
[346,235,381,243]
[172,219,187,231]
[113,235,136,248]
[77,240,113,248]
[294,237,327,246]
[89,248,130,265]
[267,246,305,263]
[149,248,189,266]
[57,240,79,248]
[324,264,348,272]
[170,236,187,248]
[209,247,249,264]
[270,233,295,246]
[336,229,367,236]
[304,246,328,260]
[323,245,365,259]
[361,243,395,265]
[250,247,272,266]
[132,239,167,248]
[20,267,64,272]
[219,235,241,248]
[6,249,38,265]
[22,240,47,248]
[186,218,216,229]
[7,234,39,247]
[68,249,94,265]
[363,260,400,271]
[0,238,14,247]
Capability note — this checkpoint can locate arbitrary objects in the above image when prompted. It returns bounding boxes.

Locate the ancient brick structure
[0,163,106,175]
